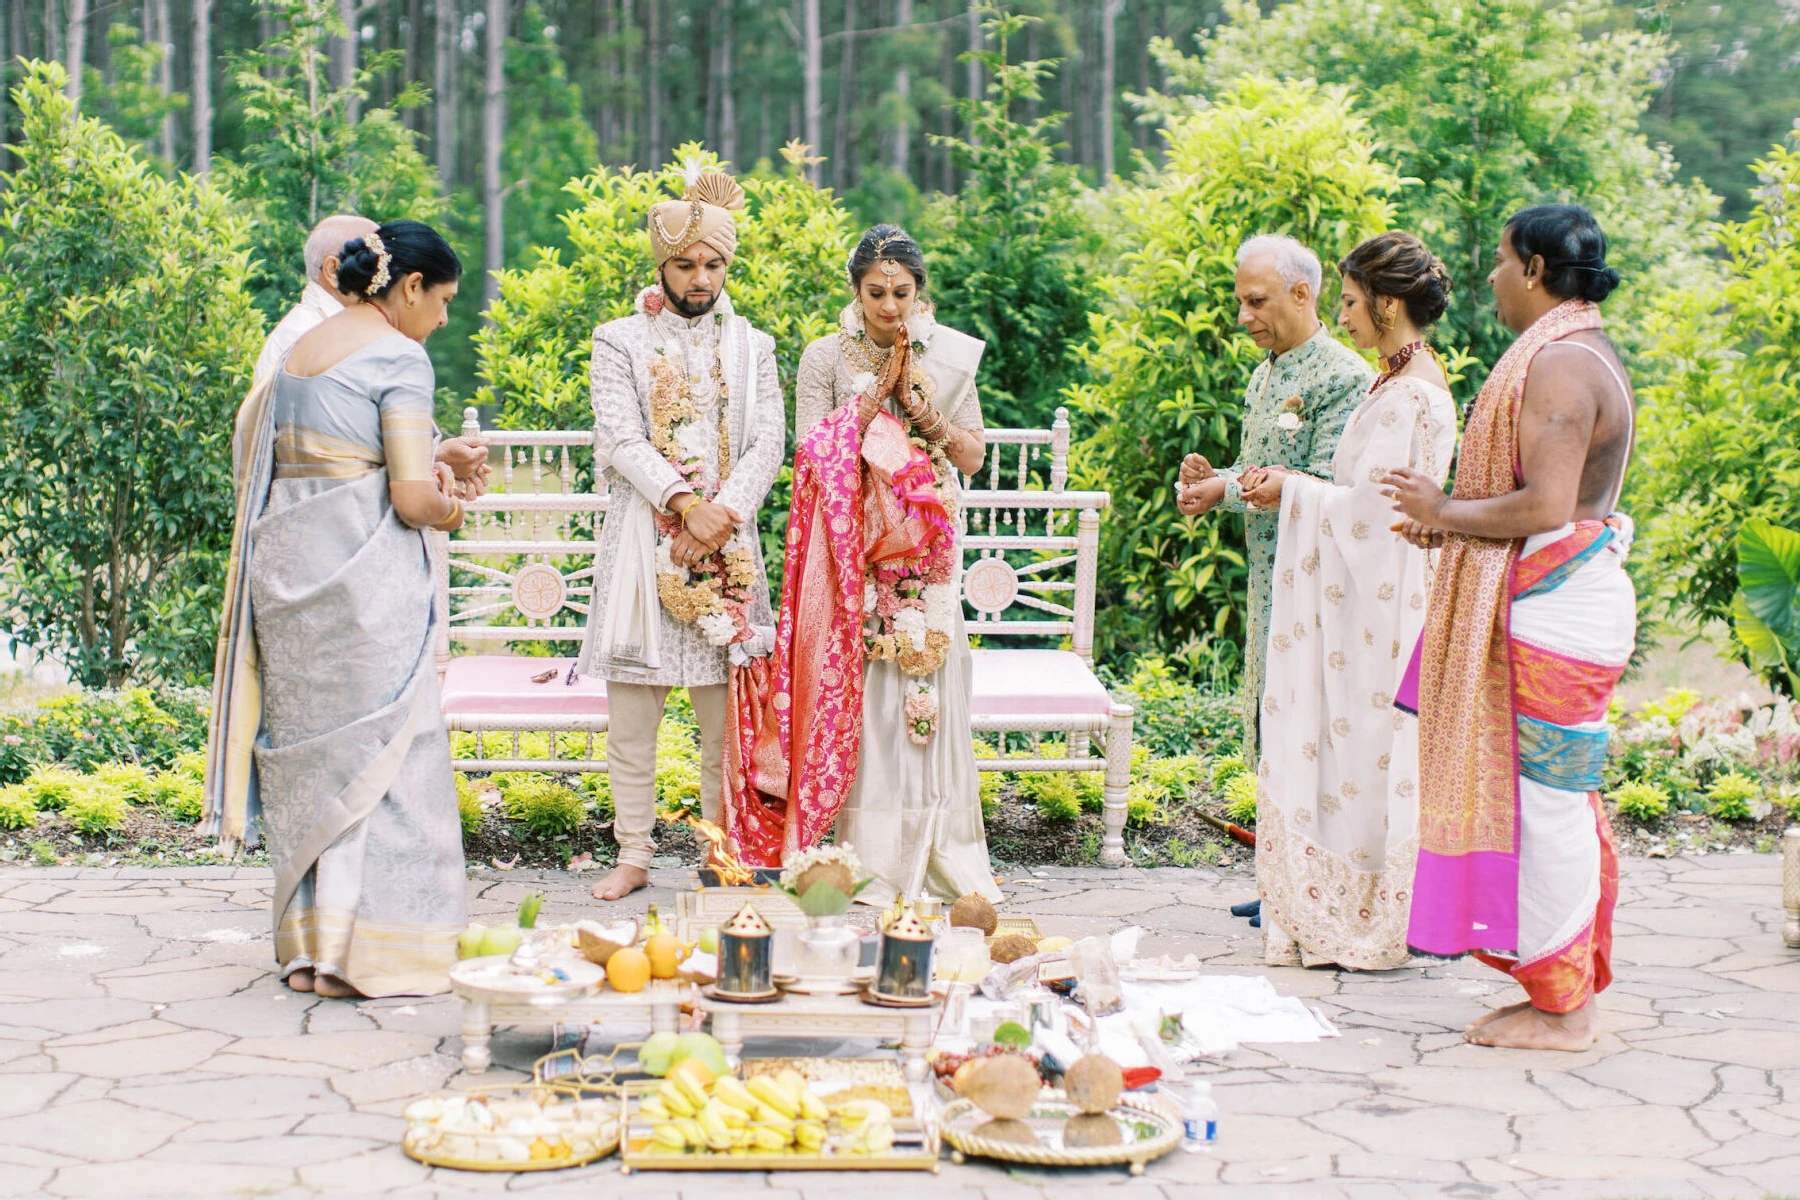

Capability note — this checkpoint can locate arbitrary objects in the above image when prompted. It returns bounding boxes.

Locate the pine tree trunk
[155,0,175,163]
[965,0,980,108]
[435,0,456,184]
[64,0,88,106]
[337,0,360,122]
[646,0,661,165]
[598,0,617,151]
[1100,0,1121,180]
[404,0,422,129]
[483,0,505,310]
[833,0,855,191]
[890,0,911,176]
[802,0,821,180]
[192,0,212,174]
[718,5,736,167]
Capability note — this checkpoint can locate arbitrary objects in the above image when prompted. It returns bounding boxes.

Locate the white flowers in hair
[362,231,392,296]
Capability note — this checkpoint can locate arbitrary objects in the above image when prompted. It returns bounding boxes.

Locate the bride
[786,224,1003,906]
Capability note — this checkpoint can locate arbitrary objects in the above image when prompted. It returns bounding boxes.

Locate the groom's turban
[649,169,746,266]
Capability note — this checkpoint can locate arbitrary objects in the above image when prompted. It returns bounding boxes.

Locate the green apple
[697,927,719,954]
[638,1031,680,1077]
[479,924,523,958]
[457,924,488,960]
[671,1032,729,1078]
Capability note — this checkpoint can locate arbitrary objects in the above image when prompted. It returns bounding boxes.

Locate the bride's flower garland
[640,284,759,648]
[843,307,959,745]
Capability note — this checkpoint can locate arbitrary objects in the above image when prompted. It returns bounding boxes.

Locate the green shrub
[66,786,128,836]
[579,770,614,823]
[0,785,36,830]
[1731,519,1800,696]
[1111,657,1243,757]
[973,740,1004,818]
[1705,772,1761,821]
[22,764,82,811]
[654,722,703,810]
[1024,772,1084,822]
[500,774,588,839]
[89,763,154,805]
[149,773,204,824]
[169,750,206,781]
[1222,773,1259,826]
[1210,754,1248,792]
[1608,779,1671,824]
[455,774,486,839]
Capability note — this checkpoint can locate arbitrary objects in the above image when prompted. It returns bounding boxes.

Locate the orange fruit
[644,933,683,979]
[605,946,652,993]
[669,1055,716,1091]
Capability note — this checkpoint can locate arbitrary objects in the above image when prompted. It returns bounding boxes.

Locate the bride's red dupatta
[722,339,952,865]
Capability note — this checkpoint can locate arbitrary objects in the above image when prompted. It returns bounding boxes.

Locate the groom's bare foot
[1465,999,1532,1033]
[591,865,649,901]
[285,968,315,993]
[313,973,364,1000]
[1465,1002,1596,1051]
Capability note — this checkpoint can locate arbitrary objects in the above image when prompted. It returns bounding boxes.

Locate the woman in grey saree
[207,221,469,998]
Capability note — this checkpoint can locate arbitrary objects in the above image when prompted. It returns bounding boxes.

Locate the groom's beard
[661,271,721,318]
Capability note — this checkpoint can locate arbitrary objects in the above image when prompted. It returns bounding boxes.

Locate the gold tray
[401,1082,621,1172]
[616,1081,940,1173]
[940,1093,1179,1176]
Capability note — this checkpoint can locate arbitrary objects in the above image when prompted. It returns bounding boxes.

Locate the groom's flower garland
[844,313,959,745]
[640,284,759,648]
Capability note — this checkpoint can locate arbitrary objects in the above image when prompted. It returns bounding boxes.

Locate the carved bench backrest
[439,406,1107,664]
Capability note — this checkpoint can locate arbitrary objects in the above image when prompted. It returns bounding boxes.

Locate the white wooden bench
[435,406,1138,867]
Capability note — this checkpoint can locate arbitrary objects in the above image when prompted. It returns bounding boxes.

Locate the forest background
[2,0,1800,710]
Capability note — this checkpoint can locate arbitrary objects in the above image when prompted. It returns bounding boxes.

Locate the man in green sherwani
[1179,234,1372,777]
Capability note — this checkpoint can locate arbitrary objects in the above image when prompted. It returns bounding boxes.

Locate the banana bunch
[834,1099,897,1155]
[644,1068,834,1156]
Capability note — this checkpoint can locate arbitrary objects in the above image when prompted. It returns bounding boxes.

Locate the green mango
[671,1032,729,1078]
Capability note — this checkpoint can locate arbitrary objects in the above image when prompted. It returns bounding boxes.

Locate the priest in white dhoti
[576,168,784,901]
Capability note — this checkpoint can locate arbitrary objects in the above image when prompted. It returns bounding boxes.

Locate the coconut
[575,919,638,966]
[960,1053,1042,1121]
[794,859,855,900]
[1061,1113,1124,1148]
[988,933,1037,964]
[972,1118,1040,1146]
[1063,1054,1125,1115]
[949,893,998,936]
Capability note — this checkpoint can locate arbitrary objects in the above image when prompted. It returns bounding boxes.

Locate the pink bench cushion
[969,649,1112,718]
[440,656,608,717]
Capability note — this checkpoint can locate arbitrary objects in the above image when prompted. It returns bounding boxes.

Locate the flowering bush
[1606,689,1799,816]
[0,686,209,784]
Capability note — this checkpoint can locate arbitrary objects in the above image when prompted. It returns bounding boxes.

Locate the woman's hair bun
[847,223,928,292]
[1338,231,1452,328]
[1504,204,1620,303]
[335,219,462,299]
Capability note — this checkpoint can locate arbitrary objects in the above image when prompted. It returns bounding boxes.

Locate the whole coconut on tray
[1063,1055,1125,1114]
[959,1053,1043,1121]
[988,933,1037,964]
[949,893,998,936]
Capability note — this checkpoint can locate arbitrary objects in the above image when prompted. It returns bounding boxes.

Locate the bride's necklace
[1373,340,1425,391]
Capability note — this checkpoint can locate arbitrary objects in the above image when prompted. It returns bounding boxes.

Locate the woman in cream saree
[206,221,469,998]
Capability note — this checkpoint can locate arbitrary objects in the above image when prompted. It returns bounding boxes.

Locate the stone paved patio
[1,855,1797,1199]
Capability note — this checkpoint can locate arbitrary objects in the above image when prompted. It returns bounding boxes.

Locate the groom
[577,168,784,901]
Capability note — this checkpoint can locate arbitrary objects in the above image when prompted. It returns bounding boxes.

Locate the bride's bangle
[432,498,465,531]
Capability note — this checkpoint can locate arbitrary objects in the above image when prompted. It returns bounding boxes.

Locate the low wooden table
[699,990,941,1083]
[452,971,689,1074]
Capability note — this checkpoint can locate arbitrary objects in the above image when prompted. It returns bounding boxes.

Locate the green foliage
[150,773,206,824]
[1024,771,1084,822]
[1637,688,1703,727]
[0,687,209,783]
[1152,0,1720,384]
[579,771,615,824]
[1070,77,1399,664]
[499,773,589,839]
[0,785,36,831]
[1209,753,1249,792]
[29,840,58,866]
[217,0,444,319]
[456,774,486,840]
[1704,772,1761,821]
[477,144,853,433]
[1130,755,1203,826]
[1222,771,1259,826]
[22,765,82,812]
[81,24,188,167]
[89,764,154,806]
[1608,779,1671,824]
[919,9,1101,431]
[0,63,263,689]
[1635,137,1800,656]
[66,787,129,837]
[1732,519,1800,696]
[654,720,704,810]
[1108,656,1242,757]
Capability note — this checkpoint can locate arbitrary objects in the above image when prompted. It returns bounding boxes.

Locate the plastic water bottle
[1169,1080,1218,1153]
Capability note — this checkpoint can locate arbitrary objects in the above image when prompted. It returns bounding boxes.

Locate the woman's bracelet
[431,498,465,532]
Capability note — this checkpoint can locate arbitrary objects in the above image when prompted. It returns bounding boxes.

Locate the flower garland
[842,308,959,745]
[640,284,759,649]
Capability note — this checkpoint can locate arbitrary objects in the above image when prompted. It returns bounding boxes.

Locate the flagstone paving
[1,855,1796,1199]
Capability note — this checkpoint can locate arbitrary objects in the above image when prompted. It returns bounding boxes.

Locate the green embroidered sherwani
[1215,325,1372,765]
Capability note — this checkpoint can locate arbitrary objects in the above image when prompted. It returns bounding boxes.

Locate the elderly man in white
[244,214,488,487]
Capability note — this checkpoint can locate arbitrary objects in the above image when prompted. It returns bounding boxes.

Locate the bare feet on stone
[314,974,365,1000]
[1465,1001,1596,1051]
[286,968,315,993]
[591,864,649,901]
[1465,999,1532,1033]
